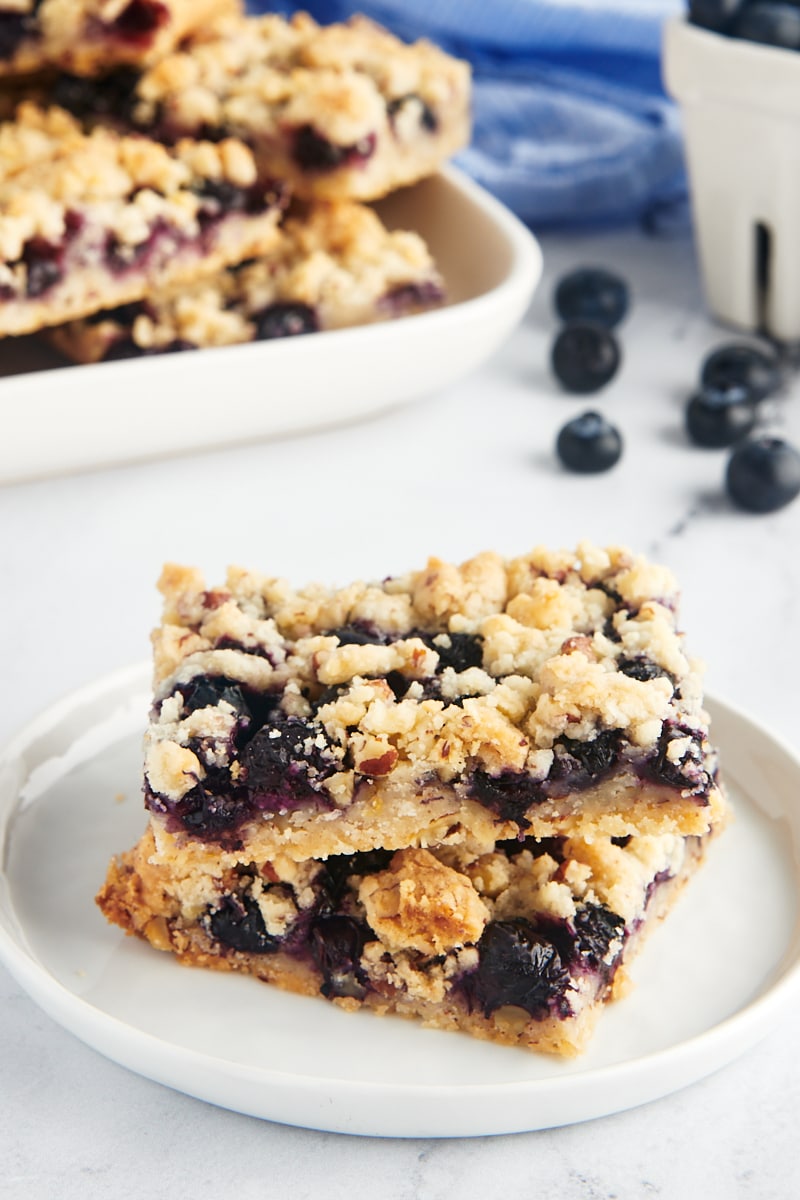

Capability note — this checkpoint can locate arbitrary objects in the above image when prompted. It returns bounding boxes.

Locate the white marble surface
[1,225,800,1198]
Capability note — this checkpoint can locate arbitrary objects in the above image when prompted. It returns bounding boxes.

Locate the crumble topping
[0,0,243,76]
[358,847,490,955]
[0,103,261,257]
[132,13,469,148]
[0,102,285,335]
[147,544,707,810]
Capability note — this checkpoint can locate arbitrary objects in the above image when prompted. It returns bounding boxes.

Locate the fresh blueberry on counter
[731,1,800,48]
[551,323,621,394]
[725,436,800,512]
[554,267,630,330]
[685,383,758,447]
[556,411,623,473]
[700,342,781,402]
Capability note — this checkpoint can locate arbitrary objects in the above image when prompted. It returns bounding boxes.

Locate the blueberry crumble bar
[0,0,241,78]
[97,542,729,1056]
[97,825,717,1056]
[46,200,445,362]
[130,543,727,872]
[51,11,471,201]
[0,103,285,337]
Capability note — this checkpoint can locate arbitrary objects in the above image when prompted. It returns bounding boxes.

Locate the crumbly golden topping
[145,543,711,813]
[358,848,490,955]
[0,103,260,262]
[0,0,242,76]
[131,13,470,147]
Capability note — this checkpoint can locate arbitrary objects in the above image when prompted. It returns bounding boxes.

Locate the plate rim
[1,664,799,1137]
[0,165,544,485]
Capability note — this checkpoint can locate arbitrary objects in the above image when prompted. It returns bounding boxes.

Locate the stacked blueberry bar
[97,542,730,1056]
[47,200,444,362]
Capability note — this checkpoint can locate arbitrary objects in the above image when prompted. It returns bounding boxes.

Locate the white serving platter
[0,167,542,484]
[0,664,798,1138]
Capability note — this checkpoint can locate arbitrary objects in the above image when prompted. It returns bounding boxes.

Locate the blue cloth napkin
[246,0,688,229]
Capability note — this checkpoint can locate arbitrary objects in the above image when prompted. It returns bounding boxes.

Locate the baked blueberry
[206,892,280,955]
[731,1,800,47]
[310,915,370,1000]
[241,713,336,805]
[554,267,629,329]
[573,904,625,967]
[254,302,319,340]
[556,411,623,473]
[387,93,438,133]
[551,324,621,393]
[470,919,571,1018]
[700,342,781,402]
[293,124,375,171]
[725,436,800,512]
[111,0,168,40]
[685,384,758,448]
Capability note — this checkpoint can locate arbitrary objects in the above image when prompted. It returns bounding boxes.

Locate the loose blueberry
[731,1,800,47]
[469,919,571,1019]
[700,342,781,402]
[688,0,745,32]
[554,267,630,329]
[725,436,800,513]
[556,411,623,473]
[254,302,319,340]
[685,384,758,448]
[551,324,621,393]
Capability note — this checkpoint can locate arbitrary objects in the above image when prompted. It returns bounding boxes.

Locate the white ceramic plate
[0,167,542,484]
[1,665,799,1138]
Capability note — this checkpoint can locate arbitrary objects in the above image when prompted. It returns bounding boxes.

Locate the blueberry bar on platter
[0,0,241,78]
[98,822,717,1057]
[0,103,285,337]
[132,542,727,871]
[46,200,445,362]
[53,11,472,201]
